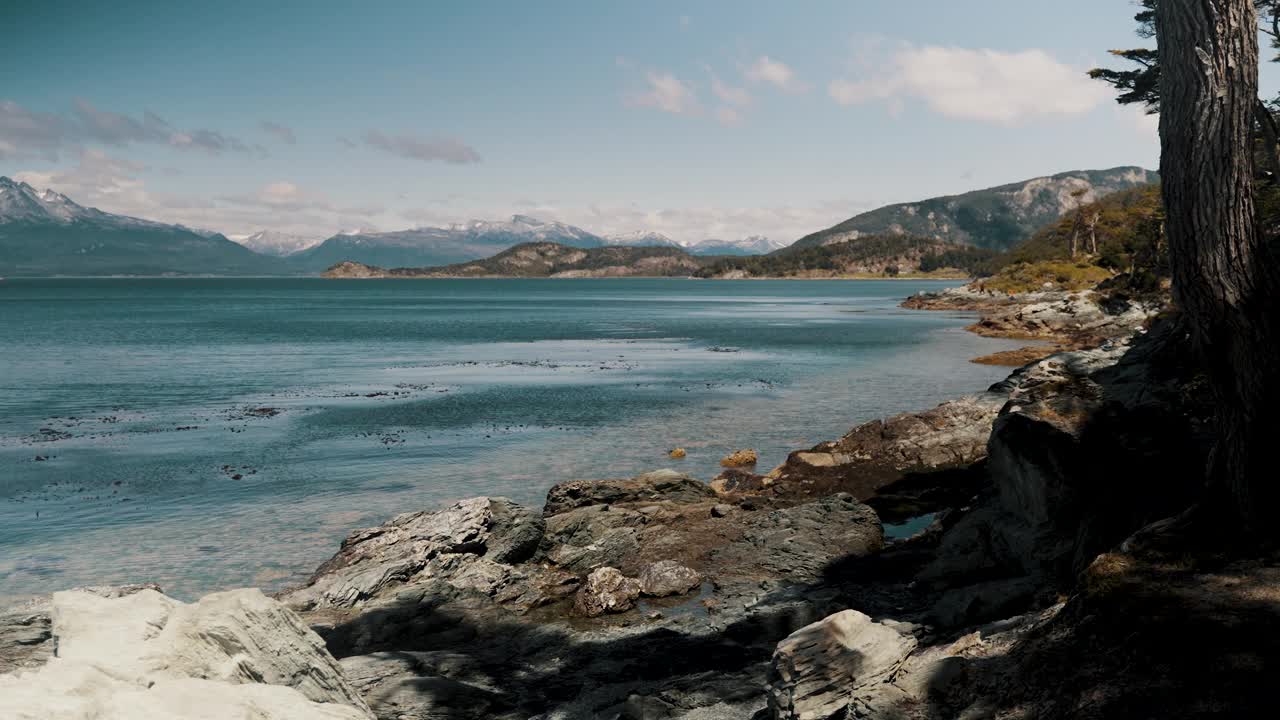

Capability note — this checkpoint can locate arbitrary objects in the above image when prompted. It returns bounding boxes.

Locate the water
[0,278,1020,602]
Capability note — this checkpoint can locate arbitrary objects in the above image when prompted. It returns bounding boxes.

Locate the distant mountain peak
[604,230,681,248]
[232,229,325,257]
[0,175,93,223]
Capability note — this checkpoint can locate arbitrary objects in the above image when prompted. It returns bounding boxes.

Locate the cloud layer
[829,44,1109,124]
[362,129,482,164]
[0,99,262,160]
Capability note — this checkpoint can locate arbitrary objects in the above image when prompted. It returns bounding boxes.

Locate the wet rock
[767,609,917,720]
[638,560,701,598]
[574,567,642,617]
[709,468,770,496]
[719,449,758,467]
[543,470,715,516]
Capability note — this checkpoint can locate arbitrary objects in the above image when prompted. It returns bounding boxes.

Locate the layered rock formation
[0,587,372,719]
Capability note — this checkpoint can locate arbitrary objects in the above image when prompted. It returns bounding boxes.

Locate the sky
[0,0,1237,244]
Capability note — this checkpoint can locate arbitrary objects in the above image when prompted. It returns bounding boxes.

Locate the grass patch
[975,260,1115,294]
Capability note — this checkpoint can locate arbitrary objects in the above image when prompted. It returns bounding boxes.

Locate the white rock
[0,587,373,719]
[767,609,917,720]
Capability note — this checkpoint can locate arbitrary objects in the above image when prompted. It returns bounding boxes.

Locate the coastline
[1,281,1185,719]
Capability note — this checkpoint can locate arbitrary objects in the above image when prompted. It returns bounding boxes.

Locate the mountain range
[786,167,1157,253]
[1,167,1159,276]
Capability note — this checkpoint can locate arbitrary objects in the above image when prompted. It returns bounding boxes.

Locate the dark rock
[543,470,715,516]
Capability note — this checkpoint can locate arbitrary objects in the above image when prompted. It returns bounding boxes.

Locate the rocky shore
[902,284,1162,366]
[6,288,1274,719]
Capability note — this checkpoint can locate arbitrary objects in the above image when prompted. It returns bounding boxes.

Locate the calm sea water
[0,278,1020,602]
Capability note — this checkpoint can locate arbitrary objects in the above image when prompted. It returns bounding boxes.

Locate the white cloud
[829,44,1109,124]
[13,150,386,237]
[628,71,700,115]
[745,56,803,92]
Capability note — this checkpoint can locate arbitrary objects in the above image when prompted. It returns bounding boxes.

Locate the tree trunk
[1158,0,1280,534]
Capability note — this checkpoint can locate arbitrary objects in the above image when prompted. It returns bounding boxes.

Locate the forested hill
[787,167,1157,253]
[323,242,704,278]
[693,234,995,279]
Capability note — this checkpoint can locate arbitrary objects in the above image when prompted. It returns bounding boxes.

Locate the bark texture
[1158,0,1280,533]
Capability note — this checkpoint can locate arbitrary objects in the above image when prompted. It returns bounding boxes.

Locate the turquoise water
[0,278,1019,602]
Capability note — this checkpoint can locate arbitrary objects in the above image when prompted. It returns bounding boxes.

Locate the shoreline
[2,282,1180,719]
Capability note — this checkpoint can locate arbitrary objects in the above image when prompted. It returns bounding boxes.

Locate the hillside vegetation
[325,242,704,278]
[788,167,1156,253]
[974,185,1168,294]
[693,234,995,279]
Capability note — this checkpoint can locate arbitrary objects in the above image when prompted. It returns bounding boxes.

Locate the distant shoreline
[2,274,974,282]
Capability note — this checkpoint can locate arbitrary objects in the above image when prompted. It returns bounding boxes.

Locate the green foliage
[991,186,1164,268]
[692,234,996,278]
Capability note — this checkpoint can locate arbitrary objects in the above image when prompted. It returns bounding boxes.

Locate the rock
[541,504,646,572]
[281,497,544,610]
[0,584,162,676]
[765,394,1007,504]
[709,468,770,496]
[710,503,734,518]
[574,567,642,617]
[638,560,702,597]
[711,494,884,583]
[767,609,917,720]
[620,692,676,719]
[668,448,687,459]
[340,651,515,720]
[0,587,373,720]
[543,470,715,516]
[719,449,758,467]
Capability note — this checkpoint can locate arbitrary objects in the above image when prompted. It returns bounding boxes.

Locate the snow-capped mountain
[288,215,607,272]
[686,235,788,256]
[603,230,682,248]
[0,176,289,276]
[0,176,145,227]
[232,230,324,257]
[451,215,604,245]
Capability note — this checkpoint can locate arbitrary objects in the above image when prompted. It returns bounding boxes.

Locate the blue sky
[0,0,1230,243]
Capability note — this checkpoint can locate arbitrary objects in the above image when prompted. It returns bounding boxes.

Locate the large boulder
[543,470,716,516]
[763,394,1008,503]
[0,587,372,720]
[281,497,544,610]
[767,609,918,720]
